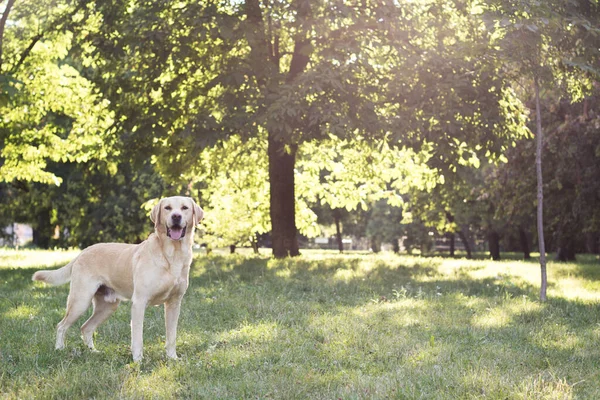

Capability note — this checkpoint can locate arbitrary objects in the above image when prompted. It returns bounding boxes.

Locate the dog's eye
[165,206,172,211]
[181,206,189,210]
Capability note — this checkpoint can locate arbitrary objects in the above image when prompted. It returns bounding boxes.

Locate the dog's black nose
[171,214,182,224]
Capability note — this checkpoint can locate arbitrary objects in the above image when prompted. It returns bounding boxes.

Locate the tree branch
[286,0,312,83]
[10,0,86,74]
[0,0,17,73]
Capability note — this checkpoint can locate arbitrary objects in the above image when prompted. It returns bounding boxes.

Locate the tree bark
[333,208,343,253]
[251,234,259,254]
[519,227,531,260]
[585,232,598,254]
[444,212,460,258]
[371,237,381,253]
[457,229,472,259]
[245,0,311,258]
[229,244,236,254]
[556,246,576,262]
[32,209,52,249]
[268,137,300,258]
[448,232,455,257]
[0,0,16,72]
[392,238,400,254]
[555,230,576,261]
[534,77,548,301]
[488,230,501,261]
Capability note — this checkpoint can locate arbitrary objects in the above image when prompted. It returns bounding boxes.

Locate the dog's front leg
[130,298,147,362]
[164,298,182,359]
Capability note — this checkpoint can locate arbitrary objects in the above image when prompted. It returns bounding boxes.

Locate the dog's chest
[149,253,191,304]
[164,250,192,280]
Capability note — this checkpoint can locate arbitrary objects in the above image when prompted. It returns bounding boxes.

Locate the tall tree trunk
[488,230,501,261]
[519,227,531,260]
[555,231,576,261]
[251,234,259,254]
[32,209,52,249]
[444,212,460,258]
[333,208,343,253]
[556,246,576,262]
[448,232,455,257]
[534,77,548,302]
[268,137,299,258]
[585,232,598,254]
[229,244,236,254]
[457,229,472,259]
[392,238,400,254]
[246,0,311,259]
[371,237,381,253]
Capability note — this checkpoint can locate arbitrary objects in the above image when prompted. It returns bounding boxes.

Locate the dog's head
[150,197,204,241]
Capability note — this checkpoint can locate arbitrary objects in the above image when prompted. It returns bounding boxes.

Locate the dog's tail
[32,261,74,286]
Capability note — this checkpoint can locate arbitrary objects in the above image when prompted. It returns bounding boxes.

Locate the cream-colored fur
[32,196,204,362]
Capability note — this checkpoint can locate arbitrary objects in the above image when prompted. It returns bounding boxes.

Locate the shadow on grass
[2,253,600,398]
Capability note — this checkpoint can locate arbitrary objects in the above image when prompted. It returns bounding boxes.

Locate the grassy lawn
[2,248,600,399]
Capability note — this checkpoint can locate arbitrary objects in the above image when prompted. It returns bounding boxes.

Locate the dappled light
[2,249,600,397]
[1,0,600,397]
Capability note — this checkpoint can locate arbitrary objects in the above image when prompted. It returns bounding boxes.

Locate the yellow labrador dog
[32,196,203,362]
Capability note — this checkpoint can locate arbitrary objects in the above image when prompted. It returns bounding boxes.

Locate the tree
[492,90,600,261]
[484,0,600,300]
[366,199,404,253]
[0,0,113,185]
[0,156,166,248]
[66,0,527,259]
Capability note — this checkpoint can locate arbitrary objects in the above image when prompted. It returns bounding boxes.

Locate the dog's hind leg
[55,280,96,350]
[81,288,120,351]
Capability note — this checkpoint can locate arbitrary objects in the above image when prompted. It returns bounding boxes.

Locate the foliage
[64,0,532,257]
[493,91,600,256]
[297,137,437,212]
[192,135,271,249]
[0,0,114,185]
[0,0,599,261]
[0,157,166,248]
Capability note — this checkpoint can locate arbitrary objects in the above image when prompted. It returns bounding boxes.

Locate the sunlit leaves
[297,136,439,213]
[0,2,114,185]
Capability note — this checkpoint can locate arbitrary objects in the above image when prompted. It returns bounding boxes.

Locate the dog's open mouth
[167,225,186,241]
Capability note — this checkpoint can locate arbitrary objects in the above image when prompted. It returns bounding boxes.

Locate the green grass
[2,248,600,399]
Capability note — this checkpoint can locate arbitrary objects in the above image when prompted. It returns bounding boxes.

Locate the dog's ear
[191,198,204,226]
[150,199,162,229]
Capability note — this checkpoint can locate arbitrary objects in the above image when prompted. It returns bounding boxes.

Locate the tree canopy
[1,0,599,280]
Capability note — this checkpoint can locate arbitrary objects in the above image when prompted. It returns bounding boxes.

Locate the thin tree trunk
[371,237,381,253]
[519,227,531,260]
[251,234,259,254]
[585,232,598,255]
[393,238,400,254]
[534,77,548,302]
[333,208,343,253]
[229,244,236,254]
[32,209,52,249]
[448,233,455,257]
[445,212,462,258]
[457,230,472,259]
[488,230,501,261]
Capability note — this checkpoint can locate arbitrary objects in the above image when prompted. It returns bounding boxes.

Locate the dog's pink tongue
[170,228,183,240]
